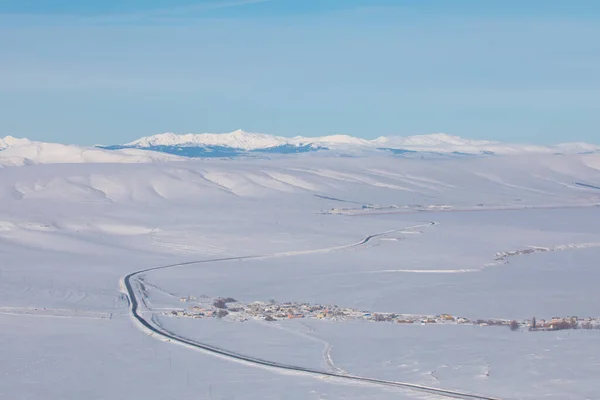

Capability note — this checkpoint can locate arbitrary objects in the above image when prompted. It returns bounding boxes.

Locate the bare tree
[509,320,519,331]
[216,309,229,318]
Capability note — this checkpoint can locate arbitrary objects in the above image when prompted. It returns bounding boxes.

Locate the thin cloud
[0,0,275,25]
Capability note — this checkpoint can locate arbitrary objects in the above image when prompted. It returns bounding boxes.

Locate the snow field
[1,151,599,399]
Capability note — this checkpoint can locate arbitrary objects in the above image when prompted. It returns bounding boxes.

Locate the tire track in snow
[257,319,349,376]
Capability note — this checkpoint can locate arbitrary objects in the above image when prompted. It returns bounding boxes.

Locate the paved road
[121,222,504,400]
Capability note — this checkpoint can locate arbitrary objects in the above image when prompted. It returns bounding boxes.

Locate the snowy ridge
[0,135,181,167]
[0,135,32,150]
[117,130,600,155]
[124,130,495,150]
[2,132,600,167]
[124,129,373,150]
[127,129,290,150]
[584,154,600,170]
[2,149,599,203]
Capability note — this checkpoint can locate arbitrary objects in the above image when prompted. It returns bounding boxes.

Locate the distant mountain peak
[97,130,600,158]
[384,133,495,146]
[125,129,288,150]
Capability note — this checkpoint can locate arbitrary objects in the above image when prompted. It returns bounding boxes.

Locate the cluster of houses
[323,204,451,215]
[167,297,485,326]
[526,316,600,331]
[494,247,550,263]
[170,299,371,322]
[167,296,600,331]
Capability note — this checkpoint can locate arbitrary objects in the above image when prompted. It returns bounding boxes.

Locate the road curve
[121,222,503,400]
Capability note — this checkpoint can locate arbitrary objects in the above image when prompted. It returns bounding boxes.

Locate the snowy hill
[0,135,32,150]
[126,129,290,150]
[101,130,600,158]
[3,132,600,167]
[0,135,181,167]
[1,149,599,204]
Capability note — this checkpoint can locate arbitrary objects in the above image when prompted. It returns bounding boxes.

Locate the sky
[1,0,599,145]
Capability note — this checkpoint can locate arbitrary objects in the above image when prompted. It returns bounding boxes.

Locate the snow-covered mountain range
[2,130,599,167]
[99,129,600,157]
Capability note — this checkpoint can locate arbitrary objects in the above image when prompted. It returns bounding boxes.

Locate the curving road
[121,221,504,400]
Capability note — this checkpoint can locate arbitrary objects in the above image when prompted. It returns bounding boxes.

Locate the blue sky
[1,0,599,145]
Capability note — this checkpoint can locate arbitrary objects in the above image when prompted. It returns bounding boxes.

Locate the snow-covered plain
[1,139,600,399]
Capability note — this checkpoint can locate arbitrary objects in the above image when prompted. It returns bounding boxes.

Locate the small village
[163,296,600,331]
[323,203,452,215]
